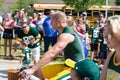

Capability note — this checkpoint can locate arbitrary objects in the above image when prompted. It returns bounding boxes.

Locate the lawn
[0,38,63,61]
[0,38,21,59]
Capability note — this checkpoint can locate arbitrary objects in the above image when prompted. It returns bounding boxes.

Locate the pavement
[0,55,63,80]
[0,57,20,80]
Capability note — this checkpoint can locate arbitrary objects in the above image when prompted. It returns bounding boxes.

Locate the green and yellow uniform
[21,47,31,64]
[62,26,85,61]
[89,26,101,44]
[98,30,108,52]
[49,27,85,80]
[17,27,40,48]
[106,52,120,80]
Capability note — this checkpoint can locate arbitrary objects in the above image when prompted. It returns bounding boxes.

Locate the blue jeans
[44,37,57,52]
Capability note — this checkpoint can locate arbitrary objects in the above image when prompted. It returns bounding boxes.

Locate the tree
[62,0,106,16]
[115,0,120,6]
[0,0,5,11]
[9,0,39,16]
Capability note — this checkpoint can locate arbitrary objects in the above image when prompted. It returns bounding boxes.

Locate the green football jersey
[98,31,108,51]
[106,52,120,80]
[18,27,40,48]
[62,26,85,62]
[89,27,101,44]
[22,47,31,64]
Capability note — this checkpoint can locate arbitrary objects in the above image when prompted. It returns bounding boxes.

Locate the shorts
[99,51,107,59]
[3,29,14,39]
[90,44,98,51]
[30,46,40,62]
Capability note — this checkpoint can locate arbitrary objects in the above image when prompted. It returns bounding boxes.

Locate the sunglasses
[22,26,27,29]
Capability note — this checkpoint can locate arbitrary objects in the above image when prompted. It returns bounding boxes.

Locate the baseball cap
[38,13,42,16]
[65,59,100,80]
[82,12,87,16]
[94,20,100,24]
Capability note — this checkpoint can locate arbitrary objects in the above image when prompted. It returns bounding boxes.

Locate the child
[98,27,108,69]
[89,20,101,60]
[19,41,32,68]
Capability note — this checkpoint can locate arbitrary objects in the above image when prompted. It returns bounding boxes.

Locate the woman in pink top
[32,13,37,25]
[76,18,86,39]
[3,13,14,58]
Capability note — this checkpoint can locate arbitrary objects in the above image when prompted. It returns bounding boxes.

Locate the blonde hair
[6,13,12,19]
[106,15,120,40]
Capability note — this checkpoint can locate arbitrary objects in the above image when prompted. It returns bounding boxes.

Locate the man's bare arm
[31,33,74,71]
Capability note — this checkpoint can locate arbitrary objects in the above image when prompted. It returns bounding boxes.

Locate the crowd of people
[0,8,120,80]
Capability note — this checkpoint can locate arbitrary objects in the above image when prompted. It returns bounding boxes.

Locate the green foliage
[32,0,39,4]
[16,0,30,10]
[9,4,19,12]
[9,0,39,16]
[9,0,30,12]
[115,0,120,6]
[0,0,5,11]
[27,7,34,16]
[62,0,106,12]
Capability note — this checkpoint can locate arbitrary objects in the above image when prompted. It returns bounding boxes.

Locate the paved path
[0,58,20,80]
[0,57,63,80]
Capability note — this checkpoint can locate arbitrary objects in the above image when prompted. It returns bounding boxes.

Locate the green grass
[0,38,63,61]
[0,38,21,59]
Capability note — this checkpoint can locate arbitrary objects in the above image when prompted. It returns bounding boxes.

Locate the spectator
[16,18,41,64]
[82,12,90,32]
[89,20,101,60]
[76,18,88,57]
[97,12,106,27]
[100,15,120,80]
[66,16,76,30]
[82,12,91,50]
[13,10,25,57]
[36,13,45,45]
[13,9,19,22]
[28,16,36,28]
[76,18,86,39]
[97,27,108,68]
[42,10,58,52]
[3,13,14,58]
[40,10,47,19]
[32,13,37,25]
